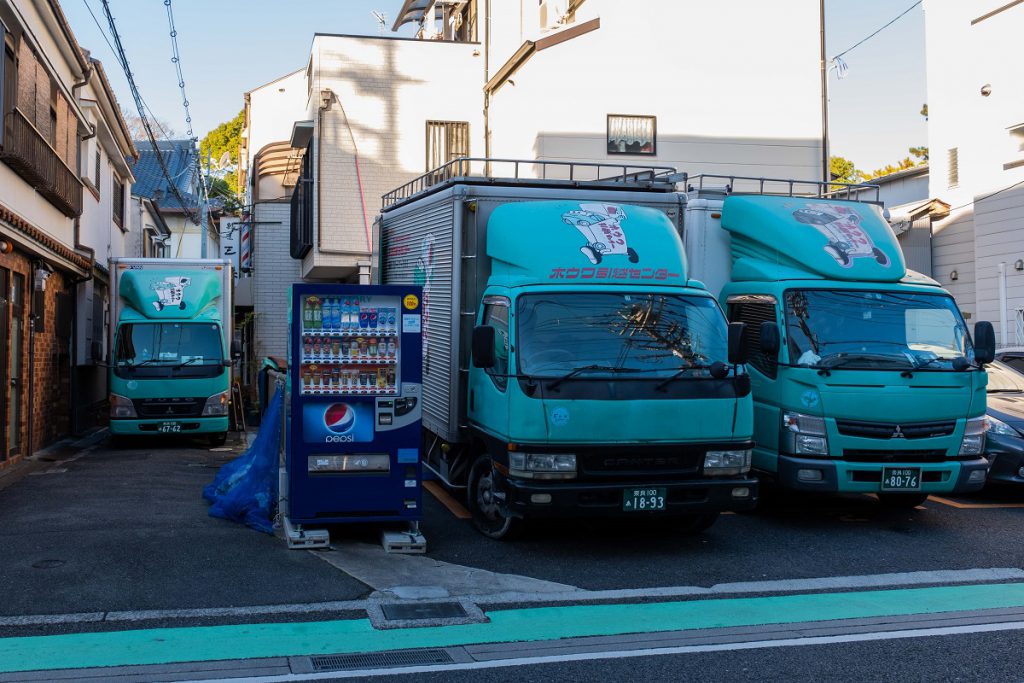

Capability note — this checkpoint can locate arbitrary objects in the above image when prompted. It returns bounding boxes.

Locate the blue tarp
[203,388,282,533]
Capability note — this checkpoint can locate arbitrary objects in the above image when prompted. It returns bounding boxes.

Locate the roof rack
[381,157,683,210]
[684,173,881,203]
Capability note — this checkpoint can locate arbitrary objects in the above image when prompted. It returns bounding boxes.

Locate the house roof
[130,139,198,201]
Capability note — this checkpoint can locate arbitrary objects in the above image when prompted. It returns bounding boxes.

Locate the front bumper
[775,454,989,494]
[985,433,1024,485]
[497,473,759,518]
[109,417,229,435]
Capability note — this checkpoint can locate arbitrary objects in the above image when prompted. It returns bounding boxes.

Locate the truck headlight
[508,452,576,480]
[703,449,752,476]
[109,394,137,418]
[985,416,1021,437]
[202,390,230,416]
[959,416,988,455]
[782,411,829,456]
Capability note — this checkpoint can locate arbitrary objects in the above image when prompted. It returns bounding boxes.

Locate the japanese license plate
[623,487,666,512]
[881,467,921,491]
[158,422,181,433]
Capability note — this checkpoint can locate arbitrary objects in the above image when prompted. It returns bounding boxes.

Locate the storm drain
[310,648,454,672]
[381,602,468,621]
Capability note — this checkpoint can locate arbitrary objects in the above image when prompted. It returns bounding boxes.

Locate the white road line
[1,568,1022,627]
[185,620,1024,682]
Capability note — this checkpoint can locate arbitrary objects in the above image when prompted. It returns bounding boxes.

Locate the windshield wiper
[173,357,209,369]
[547,364,645,390]
[128,358,172,367]
[655,364,716,392]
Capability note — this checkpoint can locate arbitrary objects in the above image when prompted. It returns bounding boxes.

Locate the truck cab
[685,187,994,507]
[108,259,235,445]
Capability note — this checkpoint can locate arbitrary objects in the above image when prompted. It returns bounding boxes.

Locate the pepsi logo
[324,403,356,434]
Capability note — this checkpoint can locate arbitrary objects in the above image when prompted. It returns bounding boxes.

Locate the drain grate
[381,602,468,621]
[310,648,454,672]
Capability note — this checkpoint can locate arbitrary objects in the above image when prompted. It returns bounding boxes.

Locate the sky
[62,0,926,174]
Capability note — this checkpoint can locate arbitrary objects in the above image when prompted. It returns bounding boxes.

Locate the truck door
[728,296,782,472]
[467,295,511,440]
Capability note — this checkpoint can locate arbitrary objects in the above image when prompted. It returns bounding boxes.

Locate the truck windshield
[114,323,224,378]
[784,290,973,371]
[516,293,728,378]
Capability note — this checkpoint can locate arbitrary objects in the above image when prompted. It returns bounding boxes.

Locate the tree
[909,146,929,162]
[858,157,917,181]
[200,110,245,213]
[829,155,858,184]
[208,177,242,213]
[920,103,928,120]
[119,105,177,142]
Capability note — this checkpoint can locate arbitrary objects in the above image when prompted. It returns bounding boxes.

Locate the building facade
[924,0,1024,345]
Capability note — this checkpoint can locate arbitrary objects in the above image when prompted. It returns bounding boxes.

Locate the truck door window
[729,301,778,379]
[482,299,510,390]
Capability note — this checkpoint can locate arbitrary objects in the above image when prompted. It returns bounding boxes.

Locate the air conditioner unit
[539,0,568,29]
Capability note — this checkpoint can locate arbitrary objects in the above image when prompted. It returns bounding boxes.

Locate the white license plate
[623,487,666,511]
[881,467,921,491]
[159,422,181,433]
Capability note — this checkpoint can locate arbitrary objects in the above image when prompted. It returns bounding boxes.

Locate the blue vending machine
[284,284,424,548]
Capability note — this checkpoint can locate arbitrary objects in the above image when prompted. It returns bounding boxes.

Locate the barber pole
[239,213,252,272]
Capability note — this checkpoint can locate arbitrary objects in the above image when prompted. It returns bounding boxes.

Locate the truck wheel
[877,492,928,509]
[208,432,228,447]
[626,247,639,263]
[872,247,890,265]
[675,512,719,535]
[824,245,850,266]
[467,454,523,540]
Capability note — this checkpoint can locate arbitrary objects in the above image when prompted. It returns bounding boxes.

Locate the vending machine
[284,284,424,545]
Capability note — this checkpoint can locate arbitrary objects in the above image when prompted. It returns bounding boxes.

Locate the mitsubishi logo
[892,425,905,439]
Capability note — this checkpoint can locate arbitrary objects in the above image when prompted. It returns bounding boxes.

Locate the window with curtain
[607,115,656,156]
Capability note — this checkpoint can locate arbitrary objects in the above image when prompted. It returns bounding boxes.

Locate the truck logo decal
[562,203,640,265]
[792,204,890,268]
[150,276,192,311]
[892,425,906,439]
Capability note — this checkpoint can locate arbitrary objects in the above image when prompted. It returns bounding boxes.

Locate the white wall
[251,201,299,360]
[487,0,823,182]
[924,1,1024,342]
[305,34,484,278]
[243,69,309,203]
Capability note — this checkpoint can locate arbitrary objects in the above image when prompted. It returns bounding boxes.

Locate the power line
[98,0,200,226]
[832,1,922,60]
[948,178,1024,214]
[163,0,197,143]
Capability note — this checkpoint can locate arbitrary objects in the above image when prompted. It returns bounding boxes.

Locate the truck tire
[467,454,524,540]
[872,247,890,265]
[877,492,928,509]
[675,512,719,535]
[208,432,228,447]
[627,247,639,263]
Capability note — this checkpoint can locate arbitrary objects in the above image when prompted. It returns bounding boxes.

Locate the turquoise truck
[109,258,237,446]
[376,161,758,539]
[683,177,996,507]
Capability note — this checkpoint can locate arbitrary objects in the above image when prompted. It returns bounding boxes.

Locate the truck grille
[835,419,955,440]
[843,449,948,462]
[133,397,206,418]
[580,447,703,480]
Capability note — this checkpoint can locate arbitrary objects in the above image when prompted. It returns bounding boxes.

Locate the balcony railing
[0,108,83,218]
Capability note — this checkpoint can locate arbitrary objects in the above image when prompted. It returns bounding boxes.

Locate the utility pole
[819,0,830,184]
[200,147,210,258]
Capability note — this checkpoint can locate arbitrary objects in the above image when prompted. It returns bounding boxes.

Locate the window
[947,147,959,188]
[607,115,656,155]
[94,149,101,195]
[47,81,57,148]
[1005,124,1024,170]
[290,141,313,259]
[728,299,778,379]
[481,297,510,391]
[425,121,469,171]
[2,24,15,146]
[112,175,125,229]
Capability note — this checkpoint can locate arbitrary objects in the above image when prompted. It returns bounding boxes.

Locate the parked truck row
[107,159,996,542]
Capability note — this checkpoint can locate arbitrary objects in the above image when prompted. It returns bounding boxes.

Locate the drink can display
[388,308,396,329]
[358,338,368,358]
[386,339,396,357]
[368,338,378,357]
[332,366,341,389]
[303,336,312,356]
[359,309,369,329]
[387,368,396,388]
[312,337,321,357]
[377,368,386,388]
[331,337,341,357]
[369,308,378,329]
[302,367,312,389]
[310,365,321,390]
[340,338,350,358]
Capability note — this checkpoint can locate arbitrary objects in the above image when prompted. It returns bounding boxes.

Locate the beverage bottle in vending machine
[368,308,378,329]
[312,297,322,329]
[303,297,312,327]
[330,298,341,329]
[341,299,351,328]
[320,297,331,330]
[359,307,369,329]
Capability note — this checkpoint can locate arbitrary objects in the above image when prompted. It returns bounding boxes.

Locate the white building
[924,0,1024,345]
[241,0,828,362]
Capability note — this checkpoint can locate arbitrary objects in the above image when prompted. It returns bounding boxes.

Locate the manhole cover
[32,559,65,569]
[310,649,453,672]
[381,602,467,621]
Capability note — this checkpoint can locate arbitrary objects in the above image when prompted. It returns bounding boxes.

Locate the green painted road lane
[4,582,1024,673]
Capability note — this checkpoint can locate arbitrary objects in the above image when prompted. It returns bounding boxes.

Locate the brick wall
[0,246,73,469]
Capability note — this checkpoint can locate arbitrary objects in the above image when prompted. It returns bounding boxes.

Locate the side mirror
[472,325,496,369]
[727,322,748,365]
[974,321,995,365]
[231,339,242,359]
[759,321,781,357]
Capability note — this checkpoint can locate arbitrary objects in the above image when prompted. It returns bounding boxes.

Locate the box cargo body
[378,184,683,444]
